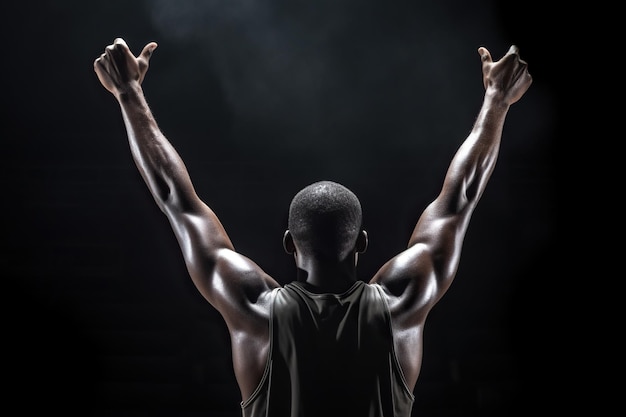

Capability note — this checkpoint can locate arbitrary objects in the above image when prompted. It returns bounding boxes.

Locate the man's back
[241,281,415,417]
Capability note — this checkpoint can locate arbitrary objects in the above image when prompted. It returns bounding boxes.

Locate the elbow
[463,177,480,203]
[154,175,173,204]
[450,182,480,216]
[459,158,496,208]
[147,176,178,213]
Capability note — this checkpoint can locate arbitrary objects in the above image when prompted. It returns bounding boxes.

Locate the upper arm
[370,187,475,328]
[163,194,280,330]
[372,124,497,326]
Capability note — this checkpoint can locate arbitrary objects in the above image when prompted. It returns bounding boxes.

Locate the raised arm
[93,38,279,332]
[370,45,531,386]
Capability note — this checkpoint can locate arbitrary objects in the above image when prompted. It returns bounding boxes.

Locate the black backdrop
[2,1,561,416]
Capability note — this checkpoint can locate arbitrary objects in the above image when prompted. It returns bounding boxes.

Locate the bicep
[164,201,279,326]
[371,202,468,324]
[209,249,279,329]
[371,244,437,325]
[165,200,234,284]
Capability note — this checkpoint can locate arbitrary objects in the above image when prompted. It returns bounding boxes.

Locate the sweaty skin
[94,38,531,400]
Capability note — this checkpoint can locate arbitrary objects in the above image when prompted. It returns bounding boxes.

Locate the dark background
[2,1,561,416]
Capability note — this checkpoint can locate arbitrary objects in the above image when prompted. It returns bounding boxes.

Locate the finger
[110,37,137,65]
[94,59,116,88]
[93,54,104,71]
[113,37,128,48]
[478,46,492,63]
[95,52,117,79]
[507,45,519,56]
[109,45,125,80]
[93,57,103,74]
[139,42,158,62]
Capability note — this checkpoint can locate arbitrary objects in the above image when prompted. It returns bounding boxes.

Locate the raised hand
[478,45,532,105]
[94,38,158,97]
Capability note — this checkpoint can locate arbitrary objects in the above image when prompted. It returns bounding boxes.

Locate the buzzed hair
[288,180,362,261]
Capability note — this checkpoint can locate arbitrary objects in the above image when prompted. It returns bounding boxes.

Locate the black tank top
[241,280,414,417]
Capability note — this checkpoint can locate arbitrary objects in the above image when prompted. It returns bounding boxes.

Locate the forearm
[443,92,510,210]
[404,94,511,289]
[408,94,510,246]
[117,83,194,211]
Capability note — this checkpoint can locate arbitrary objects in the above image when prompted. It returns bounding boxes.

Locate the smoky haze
[138,0,554,281]
[147,0,513,152]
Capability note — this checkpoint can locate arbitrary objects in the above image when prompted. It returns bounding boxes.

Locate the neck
[295,255,358,293]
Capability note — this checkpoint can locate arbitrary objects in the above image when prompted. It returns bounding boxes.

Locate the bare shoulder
[201,249,280,326]
[370,243,438,326]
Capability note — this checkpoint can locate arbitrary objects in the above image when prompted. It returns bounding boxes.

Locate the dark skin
[94,38,531,401]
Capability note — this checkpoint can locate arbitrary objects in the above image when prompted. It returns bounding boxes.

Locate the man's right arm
[94,38,279,326]
[95,38,280,399]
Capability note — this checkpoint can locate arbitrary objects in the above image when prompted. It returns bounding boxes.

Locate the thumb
[140,42,158,62]
[137,42,158,84]
[478,46,492,63]
[478,46,492,90]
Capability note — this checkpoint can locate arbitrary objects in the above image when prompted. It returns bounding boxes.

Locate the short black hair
[288,181,362,260]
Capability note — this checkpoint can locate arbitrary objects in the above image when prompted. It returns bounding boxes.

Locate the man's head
[285,181,366,261]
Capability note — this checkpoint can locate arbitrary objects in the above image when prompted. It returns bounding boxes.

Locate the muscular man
[94,38,531,416]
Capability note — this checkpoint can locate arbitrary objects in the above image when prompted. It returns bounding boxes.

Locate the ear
[283,230,295,254]
[356,230,368,254]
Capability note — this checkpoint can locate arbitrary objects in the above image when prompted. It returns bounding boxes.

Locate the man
[94,38,531,416]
